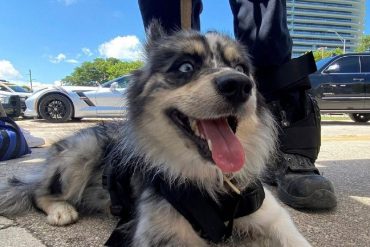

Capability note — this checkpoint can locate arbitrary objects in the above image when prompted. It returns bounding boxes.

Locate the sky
[0,0,369,86]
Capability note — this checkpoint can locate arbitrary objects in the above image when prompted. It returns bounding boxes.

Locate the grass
[321,114,350,121]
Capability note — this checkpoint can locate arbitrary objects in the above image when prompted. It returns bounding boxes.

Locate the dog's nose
[215,74,253,105]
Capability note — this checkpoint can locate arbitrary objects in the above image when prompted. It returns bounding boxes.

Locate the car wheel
[349,113,370,123]
[39,94,73,123]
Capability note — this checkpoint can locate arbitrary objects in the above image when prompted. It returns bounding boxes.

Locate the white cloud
[29,81,52,90]
[98,35,142,61]
[50,53,67,63]
[82,47,93,56]
[0,61,54,87]
[49,53,79,64]
[0,60,23,80]
[66,59,79,64]
[57,0,78,6]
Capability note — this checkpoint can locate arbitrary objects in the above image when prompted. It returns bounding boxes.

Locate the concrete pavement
[0,119,369,246]
[285,123,370,247]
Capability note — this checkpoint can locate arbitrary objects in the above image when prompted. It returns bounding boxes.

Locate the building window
[292,1,353,8]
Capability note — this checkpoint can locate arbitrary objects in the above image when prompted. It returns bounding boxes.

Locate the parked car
[0,81,32,96]
[0,81,32,114]
[0,92,22,118]
[309,53,370,122]
[24,75,130,123]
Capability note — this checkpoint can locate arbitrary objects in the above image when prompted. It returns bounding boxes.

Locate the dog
[0,22,310,247]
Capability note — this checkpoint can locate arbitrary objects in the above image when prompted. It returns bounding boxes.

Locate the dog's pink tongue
[198,118,245,173]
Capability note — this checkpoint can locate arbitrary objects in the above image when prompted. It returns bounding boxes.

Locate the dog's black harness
[102,159,265,246]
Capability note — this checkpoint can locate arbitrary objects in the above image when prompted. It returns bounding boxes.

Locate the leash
[180,0,192,30]
[178,0,258,240]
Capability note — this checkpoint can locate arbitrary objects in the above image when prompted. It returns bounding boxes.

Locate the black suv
[309,53,370,122]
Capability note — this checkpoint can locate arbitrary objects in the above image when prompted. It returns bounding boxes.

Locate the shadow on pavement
[318,159,370,198]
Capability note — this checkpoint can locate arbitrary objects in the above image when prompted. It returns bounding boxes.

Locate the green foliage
[355,35,370,52]
[62,58,143,86]
[313,47,343,62]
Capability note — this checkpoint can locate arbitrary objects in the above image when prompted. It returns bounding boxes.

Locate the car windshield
[8,85,30,93]
[101,76,129,88]
[316,57,333,70]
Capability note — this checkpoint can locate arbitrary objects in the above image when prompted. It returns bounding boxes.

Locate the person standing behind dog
[138,0,337,210]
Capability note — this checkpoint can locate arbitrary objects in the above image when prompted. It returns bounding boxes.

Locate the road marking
[349,196,370,206]
[322,135,370,141]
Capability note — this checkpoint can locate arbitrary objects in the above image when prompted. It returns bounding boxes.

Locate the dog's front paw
[46,202,78,226]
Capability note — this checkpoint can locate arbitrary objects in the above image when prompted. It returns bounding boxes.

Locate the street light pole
[29,69,33,90]
[328,29,346,54]
[343,39,346,54]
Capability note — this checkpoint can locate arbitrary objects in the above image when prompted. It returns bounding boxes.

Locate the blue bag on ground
[0,117,31,161]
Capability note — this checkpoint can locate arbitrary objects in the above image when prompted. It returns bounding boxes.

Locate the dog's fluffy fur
[0,23,310,246]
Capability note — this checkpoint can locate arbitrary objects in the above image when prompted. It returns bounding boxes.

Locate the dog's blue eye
[178,62,194,73]
[235,65,244,73]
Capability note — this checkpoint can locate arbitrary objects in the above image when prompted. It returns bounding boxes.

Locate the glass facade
[287,0,365,57]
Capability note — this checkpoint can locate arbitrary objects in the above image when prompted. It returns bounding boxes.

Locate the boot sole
[277,187,337,210]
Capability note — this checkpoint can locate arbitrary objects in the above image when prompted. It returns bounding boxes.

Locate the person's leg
[138,0,203,32]
[229,0,336,209]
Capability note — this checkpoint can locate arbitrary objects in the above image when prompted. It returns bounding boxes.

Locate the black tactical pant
[138,0,320,161]
[138,0,292,94]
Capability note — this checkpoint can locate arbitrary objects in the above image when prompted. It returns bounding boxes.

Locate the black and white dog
[0,23,310,246]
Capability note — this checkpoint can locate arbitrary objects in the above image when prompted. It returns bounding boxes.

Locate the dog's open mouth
[168,109,245,173]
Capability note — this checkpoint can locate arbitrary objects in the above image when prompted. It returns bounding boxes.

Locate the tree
[312,47,343,62]
[355,35,370,52]
[62,58,143,86]
[107,61,143,79]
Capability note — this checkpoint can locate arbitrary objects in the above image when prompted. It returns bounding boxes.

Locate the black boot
[265,92,337,210]
[266,152,337,209]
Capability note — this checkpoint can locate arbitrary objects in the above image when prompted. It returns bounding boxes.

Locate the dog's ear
[146,20,167,44]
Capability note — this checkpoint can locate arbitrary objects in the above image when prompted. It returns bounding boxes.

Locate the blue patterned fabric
[0,117,31,161]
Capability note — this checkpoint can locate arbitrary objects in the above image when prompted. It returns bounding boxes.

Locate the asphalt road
[0,119,369,247]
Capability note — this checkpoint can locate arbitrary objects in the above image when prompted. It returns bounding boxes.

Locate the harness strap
[102,161,133,219]
[151,175,265,243]
[155,177,228,242]
[103,161,265,245]
[102,161,122,216]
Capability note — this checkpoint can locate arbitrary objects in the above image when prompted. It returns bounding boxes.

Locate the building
[287,0,366,57]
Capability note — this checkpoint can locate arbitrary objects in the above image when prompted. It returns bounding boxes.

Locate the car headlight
[0,95,10,104]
